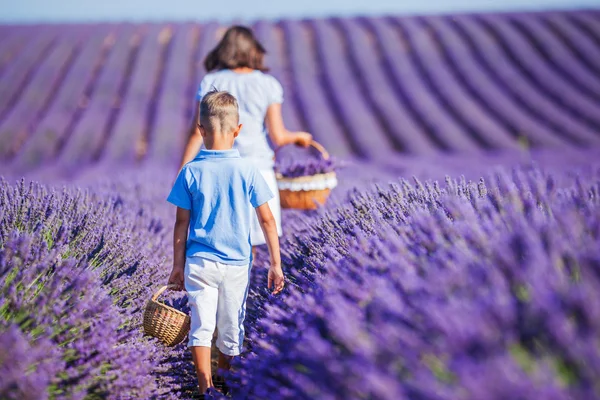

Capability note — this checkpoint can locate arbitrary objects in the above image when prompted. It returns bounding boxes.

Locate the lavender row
[511,14,600,100]
[569,13,600,53]
[149,22,221,164]
[280,20,353,158]
[0,27,57,123]
[337,18,439,155]
[0,27,34,76]
[0,28,87,161]
[399,17,519,150]
[0,169,202,399]
[148,24,196,164]
[1,10,600,174]
[311,19,395,160]
[366,17,481,153]
[2,147,600,398]
[424,16,569,149]
[184,21,220,123]
[0,178,159,398]
[479,15,600,135]
[254,21,304,133]
[102,24,165,164]
[0,230,157,399]
[233,165,600,399]
[544,13,600,76]
[49,25,137,171]
[452,15,599,147]
[14,26,114,171]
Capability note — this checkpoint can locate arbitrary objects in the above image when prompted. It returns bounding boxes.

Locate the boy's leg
[217,350,233,372]
[214,261,252,391]
[215,262,251,356]
[191,346,213,393]
[213,265,250,394]
[185,257,221,394]
[213,352,232,396]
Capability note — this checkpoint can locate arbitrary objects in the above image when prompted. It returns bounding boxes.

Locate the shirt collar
[195,148,241,160]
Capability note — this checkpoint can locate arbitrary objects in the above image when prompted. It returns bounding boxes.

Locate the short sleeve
[195,75,213,101]
[265,75,284,105]
[250,169,274,208]
[167,168,192,210]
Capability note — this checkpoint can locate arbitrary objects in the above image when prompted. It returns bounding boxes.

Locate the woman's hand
[293,132,312,147]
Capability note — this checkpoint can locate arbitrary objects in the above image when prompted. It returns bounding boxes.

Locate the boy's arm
[168,207,190,291]
[255,202,284,294]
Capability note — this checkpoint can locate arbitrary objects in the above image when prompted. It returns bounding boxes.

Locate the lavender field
[1,8,600,400]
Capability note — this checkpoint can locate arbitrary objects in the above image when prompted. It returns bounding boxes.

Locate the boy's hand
[167,266,184,291]
[268,266,285,294]
[293,132,312,147]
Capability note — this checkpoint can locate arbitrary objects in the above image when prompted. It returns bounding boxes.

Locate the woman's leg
[190,346,213,393]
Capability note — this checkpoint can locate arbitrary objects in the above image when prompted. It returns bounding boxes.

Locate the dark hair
[204,26,268,72]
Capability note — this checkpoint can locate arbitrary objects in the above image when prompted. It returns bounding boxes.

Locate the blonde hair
[199,89,239,135]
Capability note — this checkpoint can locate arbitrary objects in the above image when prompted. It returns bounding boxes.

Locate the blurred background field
[0,4,600,176]
[1,1,600,399]
[0,6,599,180]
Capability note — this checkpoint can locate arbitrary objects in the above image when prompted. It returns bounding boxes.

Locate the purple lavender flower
[233,166,600,400]
[275,157,341,178]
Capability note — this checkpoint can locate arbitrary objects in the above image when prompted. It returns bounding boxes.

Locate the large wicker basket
[143,285,190,346]
[276,140,337,210]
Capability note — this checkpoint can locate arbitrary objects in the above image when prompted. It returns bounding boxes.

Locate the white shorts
[250,169,282,246]
[184,256,251,355]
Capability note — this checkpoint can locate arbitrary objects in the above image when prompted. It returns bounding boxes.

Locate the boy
[166,89,284,398]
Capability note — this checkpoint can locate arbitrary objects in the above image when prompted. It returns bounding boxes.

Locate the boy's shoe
[197,387,217,399]
[213,375,230,396]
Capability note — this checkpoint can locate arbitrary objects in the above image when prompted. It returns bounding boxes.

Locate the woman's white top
[196,69,283,170]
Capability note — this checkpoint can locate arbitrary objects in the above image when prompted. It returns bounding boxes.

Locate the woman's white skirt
[250,169,282,246]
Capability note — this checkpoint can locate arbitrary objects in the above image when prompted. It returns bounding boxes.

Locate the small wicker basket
[276,140,337,210]
[143,285,190,346]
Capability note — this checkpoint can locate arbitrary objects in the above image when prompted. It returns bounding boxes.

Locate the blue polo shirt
[167,148,274,265]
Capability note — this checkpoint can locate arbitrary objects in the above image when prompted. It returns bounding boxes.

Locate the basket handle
[275,140,329,160]
[152,284,179,301]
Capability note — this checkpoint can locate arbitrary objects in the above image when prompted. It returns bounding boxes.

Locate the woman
[180,26,312,248]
